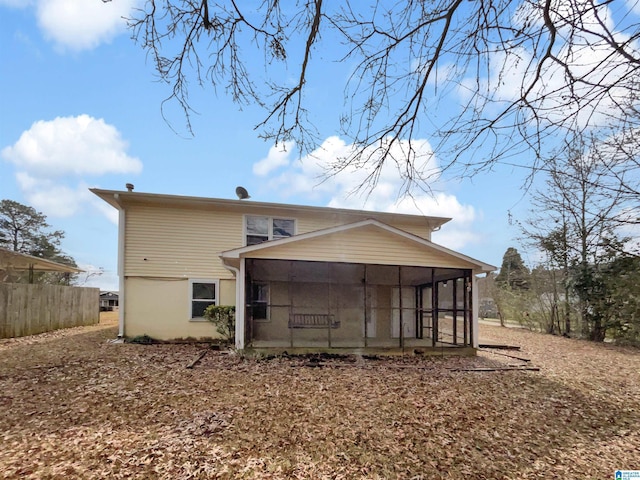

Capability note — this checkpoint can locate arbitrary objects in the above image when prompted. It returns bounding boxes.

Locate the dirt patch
[0,322,637,479]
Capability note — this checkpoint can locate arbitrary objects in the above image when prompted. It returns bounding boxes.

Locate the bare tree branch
[127,0,640,195]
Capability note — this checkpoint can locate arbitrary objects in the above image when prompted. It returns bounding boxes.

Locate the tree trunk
[589,314,607,342]
[563,293,571,336]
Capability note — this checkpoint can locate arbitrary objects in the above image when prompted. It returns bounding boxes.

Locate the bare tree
[125,0,640,191]
[590,104,640,222]
[521,137,631,340]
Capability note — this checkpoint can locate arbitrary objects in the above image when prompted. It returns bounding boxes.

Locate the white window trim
[188,278,220,322]
[243,215,296,246]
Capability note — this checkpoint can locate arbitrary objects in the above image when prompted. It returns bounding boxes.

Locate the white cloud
[2,0,138,51]
[627,0,640,16]
[259,135,442,200]
[37,0,138,51]
[253,141,295,176]
[2,115,142,176]
[429,196,482,251]
[15,173,92,217]
[3,115,141,220]
[459,0,640,132]
[92,198,120,225]
[253,136,481,251]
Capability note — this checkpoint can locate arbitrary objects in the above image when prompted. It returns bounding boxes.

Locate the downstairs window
[189,279,219,320]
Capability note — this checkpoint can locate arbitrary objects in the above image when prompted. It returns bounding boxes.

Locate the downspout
[428,223,442,241]
[114,194,126,338]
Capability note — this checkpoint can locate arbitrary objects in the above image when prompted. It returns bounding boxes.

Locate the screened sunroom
[220,219,494,354]
[245,259,474,351]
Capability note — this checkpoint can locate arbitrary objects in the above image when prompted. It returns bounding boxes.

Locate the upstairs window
[245,216,295,245]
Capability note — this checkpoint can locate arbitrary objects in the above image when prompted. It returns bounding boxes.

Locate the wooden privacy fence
[0,283,99,338]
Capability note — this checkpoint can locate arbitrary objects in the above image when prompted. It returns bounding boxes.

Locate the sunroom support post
[471,273,478,348]
[398,266,404,351]
[363,264,368,348]
[431,269,437,348]
[464,272,469,346]
[235,258,246,350]
[327,263,332,348]
[288,261,294,348]
[452,278,458,345]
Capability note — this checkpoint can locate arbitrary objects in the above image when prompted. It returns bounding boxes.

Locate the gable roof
[90,188,451,232]
[0,248,81,274]
[221,219,495,273]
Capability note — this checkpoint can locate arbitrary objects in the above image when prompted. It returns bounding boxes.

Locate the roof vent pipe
[125,183,134,192]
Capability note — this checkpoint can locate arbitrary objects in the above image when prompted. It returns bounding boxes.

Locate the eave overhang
[89,188,451,232]
[0,248,82,274]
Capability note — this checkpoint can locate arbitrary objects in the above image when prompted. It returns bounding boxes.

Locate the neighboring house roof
[89,188,452,232]
[0,248,82,274]
[100,291,119,298]
[221,219,495,273]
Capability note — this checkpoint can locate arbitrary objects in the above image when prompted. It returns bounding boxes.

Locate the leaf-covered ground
[1,314,638,479]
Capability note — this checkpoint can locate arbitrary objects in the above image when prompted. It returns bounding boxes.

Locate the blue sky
[0,0,544,290]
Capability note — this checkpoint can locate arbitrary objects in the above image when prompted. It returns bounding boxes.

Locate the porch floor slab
[243,345,477,356]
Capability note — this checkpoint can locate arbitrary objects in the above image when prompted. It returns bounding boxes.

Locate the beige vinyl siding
[295,213,431,240]
[295,215,339,235]
[391,220,432,240]
[124,204,435,278]
[125,205,242,278]
[244,225,475,268]
[124,277,237,340]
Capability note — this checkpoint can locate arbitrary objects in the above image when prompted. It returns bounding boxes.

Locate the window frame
[249,281,270,322]
[244,215,296,246]
[188,278,219,322]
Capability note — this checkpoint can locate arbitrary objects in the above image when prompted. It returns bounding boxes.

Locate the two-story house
[91,188,494,354]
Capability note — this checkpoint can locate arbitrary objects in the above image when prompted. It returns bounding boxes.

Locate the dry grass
[99,310,119,325]
[0,318,638,479]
